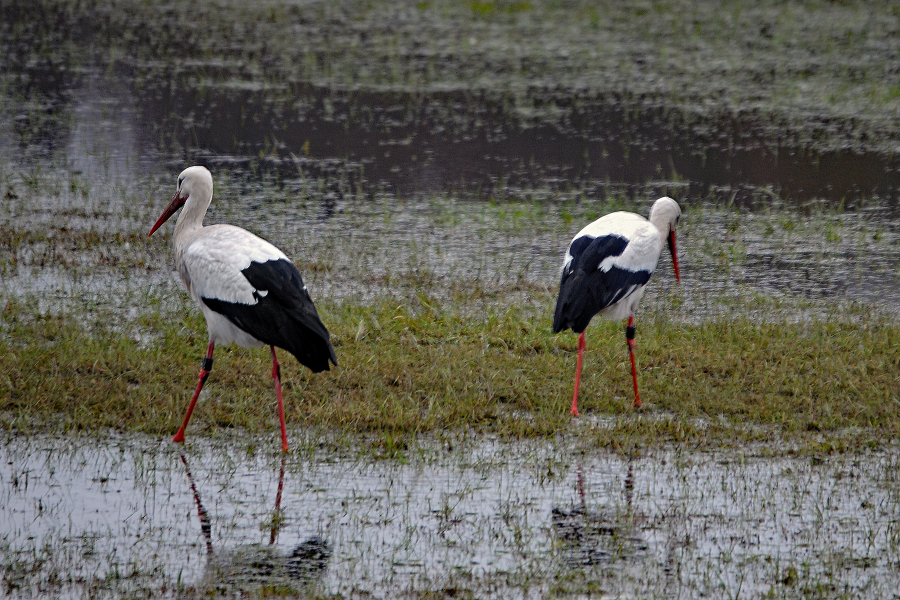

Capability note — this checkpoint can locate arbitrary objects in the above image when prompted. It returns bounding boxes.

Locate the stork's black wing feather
[202,259,337,372]
[552,234,651,334]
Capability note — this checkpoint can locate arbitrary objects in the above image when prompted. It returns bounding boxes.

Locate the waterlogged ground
[2,2,900,598]
[2,158,899,326]
[2,2,900,321]
[2,432,899,599]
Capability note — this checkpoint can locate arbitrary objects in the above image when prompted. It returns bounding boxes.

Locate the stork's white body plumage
[553,197,681,415]
[177,225,290,348]
[562,211,663,321]
[149,166,336,452]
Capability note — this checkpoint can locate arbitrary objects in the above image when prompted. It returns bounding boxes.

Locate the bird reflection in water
[180,454,331,590]
[552,461,647,567]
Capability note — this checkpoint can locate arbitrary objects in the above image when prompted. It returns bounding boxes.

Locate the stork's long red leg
[173,342,215,443]
[571,332,586,417]
[626,316,641,408]
[271,346,289,453]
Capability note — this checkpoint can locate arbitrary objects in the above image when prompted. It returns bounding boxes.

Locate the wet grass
[1,164,898,454]
[2,284,898,453]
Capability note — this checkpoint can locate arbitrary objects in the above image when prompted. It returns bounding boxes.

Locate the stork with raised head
[552,197,681,416]
[148,166,337,452]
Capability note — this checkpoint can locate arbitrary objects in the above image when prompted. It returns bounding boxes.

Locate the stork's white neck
[173,188,212,248]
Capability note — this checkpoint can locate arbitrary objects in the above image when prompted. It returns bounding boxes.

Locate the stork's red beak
[668,230,680,282]
[148,192,187,236]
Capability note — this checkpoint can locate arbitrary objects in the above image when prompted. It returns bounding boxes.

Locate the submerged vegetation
[4,432,900,599]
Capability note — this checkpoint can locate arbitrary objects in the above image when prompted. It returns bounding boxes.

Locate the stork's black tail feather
[553,271,592,334]
[280,322,337,373]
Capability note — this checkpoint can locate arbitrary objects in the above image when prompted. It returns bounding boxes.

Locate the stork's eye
[178,177,184,187]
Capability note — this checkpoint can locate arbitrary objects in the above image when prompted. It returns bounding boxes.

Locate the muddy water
[1,432,898,598]
[4,1,900,208]
[6,55,900,206]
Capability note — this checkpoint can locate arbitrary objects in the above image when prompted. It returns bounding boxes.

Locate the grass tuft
[2,293,898,451]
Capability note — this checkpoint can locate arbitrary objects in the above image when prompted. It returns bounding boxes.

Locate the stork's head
[648,196,681,282]
[148,166,214,236]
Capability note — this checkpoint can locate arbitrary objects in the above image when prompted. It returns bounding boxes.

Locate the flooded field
[2,1,900,320]
[2,58,900,320]
[2,2,900,597]
[2,432,899,599]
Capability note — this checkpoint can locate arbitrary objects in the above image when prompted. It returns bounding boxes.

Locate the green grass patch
[2,293,898,451]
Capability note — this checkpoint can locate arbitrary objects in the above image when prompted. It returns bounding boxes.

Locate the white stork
[148,166,337,452]
[552,197,681,416]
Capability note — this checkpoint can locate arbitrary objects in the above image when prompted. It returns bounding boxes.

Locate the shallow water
[3,1,900,319]
[1,432,898,598]
[2,61,900,322]
[4,1,900,205]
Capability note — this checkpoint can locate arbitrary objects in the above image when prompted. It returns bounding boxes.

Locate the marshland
[1,1,900,598]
